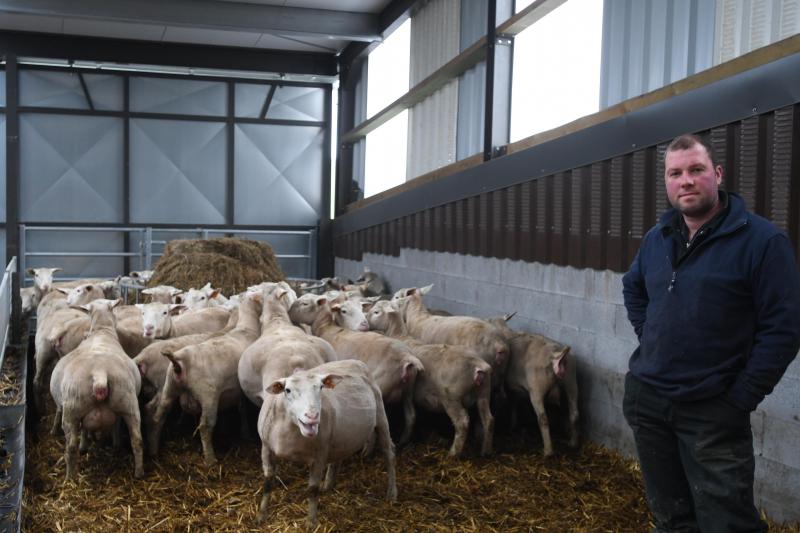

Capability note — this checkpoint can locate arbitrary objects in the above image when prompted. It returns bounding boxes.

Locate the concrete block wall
[336,248,800,523]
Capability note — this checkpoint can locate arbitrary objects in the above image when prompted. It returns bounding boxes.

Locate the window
[510,0,604,142]
[364,19,411,198]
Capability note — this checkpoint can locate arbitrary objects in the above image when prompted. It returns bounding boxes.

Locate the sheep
[134,307,240,404]
[177,282,224,310]
[238,288,336,410]
[487,315,579,457]
[129,270,154,284]
[33,283,106,407]
[355,266,388,297]
[392,285,509,394]
[141,285,183,304]
[26,267,61,296]
[49,298,144,480]
[146,293,261,465]
[256,359,397,527]
[367,300,494,456]
[289,294,423,446]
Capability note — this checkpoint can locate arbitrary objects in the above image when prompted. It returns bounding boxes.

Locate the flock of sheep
[23,266,579,527]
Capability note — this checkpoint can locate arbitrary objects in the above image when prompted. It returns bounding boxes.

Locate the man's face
[664,144,723,218]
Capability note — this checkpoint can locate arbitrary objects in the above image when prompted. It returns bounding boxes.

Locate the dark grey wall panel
[269,86,325,122]
[131,76,226,116]
[20,114,123,222]
[130,118,226,224]
[0,70,7,105]
[234,124,323,225]
[235,83,270,118]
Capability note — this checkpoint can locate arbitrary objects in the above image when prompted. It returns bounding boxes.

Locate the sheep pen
[21,407,800,532]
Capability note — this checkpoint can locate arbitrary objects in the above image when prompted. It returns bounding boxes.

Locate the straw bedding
[21,408,800,532]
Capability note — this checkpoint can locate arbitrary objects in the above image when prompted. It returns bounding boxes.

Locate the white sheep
[256,359,397,527]
[49,299,144,480]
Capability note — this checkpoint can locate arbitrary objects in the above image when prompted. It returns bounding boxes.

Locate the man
[622,133,800,532]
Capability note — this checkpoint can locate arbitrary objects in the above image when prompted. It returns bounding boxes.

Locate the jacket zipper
[665,218,748,293]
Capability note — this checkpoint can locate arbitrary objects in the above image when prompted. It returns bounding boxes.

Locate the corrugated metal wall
[715,0,800,64]
[600,0,716,108]
[335,103,800,270]
[407,0,461,179]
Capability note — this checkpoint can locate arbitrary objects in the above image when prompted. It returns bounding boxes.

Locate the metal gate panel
[130,118,226,224]
[131,76,226,116]
[20,114,124,222]
[234,123,324,225]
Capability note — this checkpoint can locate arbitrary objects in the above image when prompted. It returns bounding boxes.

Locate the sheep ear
[141,288,154,295]
[210,289,221,299]
[170,288,184,297]
[130,271,140,278]
[52,268,63,274]
[110,298,122,309]
[331,303,342,313]
[420,284,434,295]
[26,268,35,275]
[321,375,343,389]
[315,296,328,306]
[56,288,69,295]
[135,303,144,311]
[503,311,517,322]
[403,288,416,297]
[169,304,187,315]
[266,380,286,395]
[70,304,91,314]
[361,301,373,312]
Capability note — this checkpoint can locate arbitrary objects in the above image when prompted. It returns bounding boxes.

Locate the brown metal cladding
[534,178,548,262]
[337,105,800,273]
[738,116,760,212]
[422,209,433,250]
[607,156,626,272]
[506,185,521,261]
[550,173,567,266]
[443,203,455,254]
[519,181,533,262]
[765,108,792,232]
[466,196,479,256]
[587,162,607,270]
[569,167,587,268]
[492,189,506,259]
[455,199,467,253]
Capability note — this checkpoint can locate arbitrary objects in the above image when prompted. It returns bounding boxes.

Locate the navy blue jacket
[622,193,800,411]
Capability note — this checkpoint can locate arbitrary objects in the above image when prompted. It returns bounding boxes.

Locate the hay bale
[148,238,284,296]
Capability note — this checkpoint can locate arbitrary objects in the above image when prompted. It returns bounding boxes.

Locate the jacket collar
[658,191,748,238]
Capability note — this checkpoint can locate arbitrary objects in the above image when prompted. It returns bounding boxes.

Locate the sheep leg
[374,387,397,501]
[146,379,179,456]
[529,388,553,457]
[79,428,89,453]
[306,458,327,528]
[397,387,416,447]
[476,382,495,456]
[112,417,122,449]
[121,410,145,479]
[562,364,580,449]
[51,405,63,436]
[256,443,275,524]
[238,396,250,440]
[63,416,81,481]
[322,463,339,493]
[197,395,220,466]
[441,399,470,457]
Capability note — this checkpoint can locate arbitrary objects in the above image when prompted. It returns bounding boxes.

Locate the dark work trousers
[622,373,767,533]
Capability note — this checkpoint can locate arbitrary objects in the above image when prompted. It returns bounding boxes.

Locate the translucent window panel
[130,119,226,224]
[131,77,226,116]
[19,70,123,110]
[235,84,325,121]
[0,71,5,106]
[235,83,270,118]
[20,114,124,223]
[268,86,325,122]
[234,124,324,226]
[0,115,5,222]
[23,229,125,280]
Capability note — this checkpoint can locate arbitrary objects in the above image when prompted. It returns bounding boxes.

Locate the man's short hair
[666,134,718,168]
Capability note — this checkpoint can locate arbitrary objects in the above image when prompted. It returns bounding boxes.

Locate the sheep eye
[284,388,291,394]
[342,309,347,314]
[200,296,206,300]
[162,311,167,316]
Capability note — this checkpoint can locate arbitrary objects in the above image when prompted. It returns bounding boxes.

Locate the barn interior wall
[335,250,800,523]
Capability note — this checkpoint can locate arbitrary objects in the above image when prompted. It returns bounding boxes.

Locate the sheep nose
[305,412,319,422]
